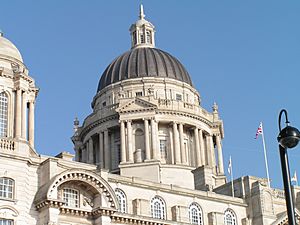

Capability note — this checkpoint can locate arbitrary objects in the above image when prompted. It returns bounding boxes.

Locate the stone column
[104,129,110,169]
[206,134,215,167]
[15,89,22,138]
[169,126,174,164]
[151,118,158,160]
[21,91,27,139]
[216,134,224,174]
[88,138,94,164]
[173,122,181,164]
[82,146,87,163]
[144,119,150,160]
[127,121,134,162]
[194,128,201,167]
[179,123,187,164]
[110,132,115,169]
[99,132,104,168]
[199,129,205,165]
[120,121,126,163]
[28,101,35,147]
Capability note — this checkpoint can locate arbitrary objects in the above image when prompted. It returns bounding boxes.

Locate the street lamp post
[277,109,300,225]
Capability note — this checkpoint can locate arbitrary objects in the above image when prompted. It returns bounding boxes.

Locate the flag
[228,156,232,174]
[255,122,263,139]
[291,171,297,183]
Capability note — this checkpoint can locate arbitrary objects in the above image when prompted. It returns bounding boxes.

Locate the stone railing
[0,138,15,151]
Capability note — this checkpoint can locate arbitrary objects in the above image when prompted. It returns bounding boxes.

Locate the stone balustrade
[0,138,15,151]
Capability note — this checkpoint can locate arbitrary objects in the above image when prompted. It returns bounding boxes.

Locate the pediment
[116,98,157,113]
[271,209,300,225]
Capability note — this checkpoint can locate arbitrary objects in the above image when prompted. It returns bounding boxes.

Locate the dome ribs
[153,49,167,77]
[148,48,159,77]
[118,52,129,83]
[125,50,134,80]
[111,55,124,85]
[97,47,193,92]
[163,50,180,81]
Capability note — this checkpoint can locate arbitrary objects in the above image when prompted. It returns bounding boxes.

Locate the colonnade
[118,119,224,174]
[79,129,112,170]
[15,88,35,147]
[77,119,224,175]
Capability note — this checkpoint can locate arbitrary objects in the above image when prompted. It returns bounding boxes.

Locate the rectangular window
[0,219,14,225]
[0,178,13,199]
[135,92,143,97]
[160,140,167,160]
[102,101,106,107]
[63,188,79,208]
[176,94,182,101]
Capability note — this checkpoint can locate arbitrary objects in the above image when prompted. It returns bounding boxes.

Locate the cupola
[129,5,155,49]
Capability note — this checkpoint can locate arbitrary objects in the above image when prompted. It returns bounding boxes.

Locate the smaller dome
[0,33,23,62]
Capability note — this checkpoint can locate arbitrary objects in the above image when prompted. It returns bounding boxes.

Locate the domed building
[72,5,225,190]
[0,6,299,225]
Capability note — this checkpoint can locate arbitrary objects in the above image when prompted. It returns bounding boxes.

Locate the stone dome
[97,47,193,92]
[0,33,23,62]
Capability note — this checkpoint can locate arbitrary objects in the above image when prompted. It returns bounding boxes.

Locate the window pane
[63,188,79,208]
[115,189,127,213]
[0,178,14,199]
[0,92,8,137]
[151,196,165,220]
[0,219,14,225]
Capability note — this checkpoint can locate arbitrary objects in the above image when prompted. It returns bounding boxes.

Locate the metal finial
[139,4,145,20]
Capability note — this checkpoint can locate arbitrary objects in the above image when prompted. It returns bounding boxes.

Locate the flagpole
[261,122,271,188]
[230,157,234,198]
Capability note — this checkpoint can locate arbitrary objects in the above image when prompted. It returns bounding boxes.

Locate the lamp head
[277,125,300,149]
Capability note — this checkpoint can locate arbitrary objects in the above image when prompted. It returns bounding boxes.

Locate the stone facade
[0,6,299,225]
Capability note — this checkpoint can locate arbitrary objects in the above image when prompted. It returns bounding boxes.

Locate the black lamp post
[278,109,300,225]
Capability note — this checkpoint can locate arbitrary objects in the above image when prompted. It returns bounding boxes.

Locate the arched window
[0,92,8,137]
[115,188,127,213]
[146,30,152,44]
[151,196,166,220]
[140,33,145,44]
[0,219,14,225]
[224,209,237,225]
[189,202,203,225]
[0,177,14,199]
[63,188,79,208]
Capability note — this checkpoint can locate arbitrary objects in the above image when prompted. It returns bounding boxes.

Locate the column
[206,134,215,167]
[104,129,110,169]
[169,126,174,164]
[82,146,87,163]
[199,129,205,165]
[15,89,22,138]
[127,121,134,162]
[88,138,94,164]
[120,121,126,163]
[99,132,104,168]
[151,118,158,160]
[21,91,26,139]
[173,122,181,164]
[144,119,150,160]
[28,101,35,147]
[179,123,187,164]
[194,128,201,167]
[110,132,115,169]
[216,134,224,174]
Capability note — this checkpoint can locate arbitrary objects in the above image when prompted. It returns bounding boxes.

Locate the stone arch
[46,169,118,209]
[0,205,19,219]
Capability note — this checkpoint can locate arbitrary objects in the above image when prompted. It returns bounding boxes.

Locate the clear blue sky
[1,1,300,189]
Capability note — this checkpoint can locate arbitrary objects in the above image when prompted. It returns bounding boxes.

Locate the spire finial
[139,4,145,20]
